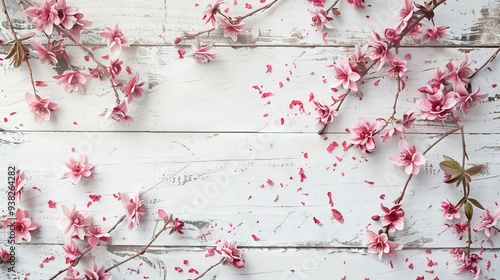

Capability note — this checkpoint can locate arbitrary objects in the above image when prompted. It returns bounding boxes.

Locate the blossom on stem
[57,204,92,240]
[85,263,112,280]
[453,84,487,114]
[444,56,473,90]
[440,200,460,220]
[474,208,500,237]
[61,153,94,185]
[121,192,146,229]
[366,230,402,260]
[24,0,60,35]
[395,0,414,32]
[69,13,92,43]
[122,72,145,103]
[86,226,111,247]
[381,204,405,232]
[219,18,246,41]
[62,239,82,264]
[2,209,38,242]
[350,118,380,153]
[189,44,217,63]
[418,89,457,121]
[387,55,407,78]
[14,170,25,203]
[384,28,400,42]
[215,240,245,268]
[100,101,134,124]
[25,92,58,124]
[308,9,334,31]
[53,70,92,94]
[202,0,224,28]
[367,31,392,71]
[64,267,85,280]
[454,253,482,279]
[379,126,404,142]
[401,112,416,129]
[421,26,449,43]
[332,57,361,91]
[0,248,10,262]
[390,139,426,175]
[108,58,123,84]
[55,0,78,30]
[30,39,57,64]
[312,99,337,124]
[100,23,131,55]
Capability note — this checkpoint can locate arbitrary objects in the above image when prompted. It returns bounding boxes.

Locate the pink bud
[158,209,167,218]
[173,37,182,44]
[371,215,380,221]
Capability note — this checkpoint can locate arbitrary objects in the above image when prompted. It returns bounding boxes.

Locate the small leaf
[464,201,473,221]
[439,157,463,176]
[468,198,485,210]
[464,165,483,176]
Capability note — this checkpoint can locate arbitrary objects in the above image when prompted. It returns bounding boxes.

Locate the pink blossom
[475,208,500,237]
[189,44,217,63]
[454,253,482,279]
[202,0,224,28]
[366,230,402,260]
[390,139,426,175]
[122,72,145,103]
[215,240,245,268]
[332,57,361,91]
[89,67,103,80]
[100,101,134,124]
[25,92,58,124]
[24,0,60,35]
[121,192,146,229]
[100,23,131,54]
[57,204,92,240]
[350,118,380,153]
[108,58,123,83]
[61,153,94,185]
[347,0,364,8]
[86,226,111,247]
[381,204,405,232]
[307,0,326,7]
[384,28,400,42]
[14,170,25,203]
[367,31,393,70]
[30,39,57,64]
[453,84,487,114]
[173,218,185,234]
[3,209,38,242]
[451,222,467,240]
[54,0,78,30]
[64,267,85,280]
[379,126,404,142]
[69,13,92,43]
[450,248,465,260]
[85,263,112,280]
[440,200,460,220]
[444,56,473,89]
[219,18,246,41]
[395,0,414,32]
[418,89,457,121]
[62,239,82,264]
[312,99,337,124]
[421,26,449,43]
[401,112,416,129]
[308,9,334,31]
[351,44,369,66]
[0,248,10,262]
[53,70,92,94]
[387,55,407,78]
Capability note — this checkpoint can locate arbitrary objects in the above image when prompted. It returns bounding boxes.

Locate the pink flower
[444,56,473,89]
[0,247,11,262]
[421,26,449,43]
[401,112,416,129]
[25,92,58,124]
[189,44,217,63]
[172,218,185,234]
[308,0,326,7]
[418,89,457,121]
[308,9,334,31]
[215,240,245,268]
[367,31,392,70]
[53,70,92,94]
[24,0,60,35]
[332,57,361,91]
[108,58,123,83]
[312,99,337,124]
[475,208,500,237]
[57,204,92,240]
[61,153,94,185]
[390,139,426,175]
[384,28,400,42]
[62,239,82,264]
[55,0,78,30]
[451,222,467,240]
[347,0,364,8]
[122,72,145,103]
[381,204,405,232]
[454,253,482,279]
[86,226,111,247]
[351,44,369,65]
[387,55,407,78]
[379,126,404,142]
[440,200,460,220]
[219,18,246,41]
[121,192,146,229]
[350,118,380,153]
[85,263,112,280]
[100,23,131,54]
[100,101,134,124]
[69,13,92,43]
[453,84,487,114]
[14,170,25,203]
[3,209,38,242]
[395,0,414,32]
[366,230,402,260]
[30,39,57,64]
[64,267,85,280]
[202,0,224,28]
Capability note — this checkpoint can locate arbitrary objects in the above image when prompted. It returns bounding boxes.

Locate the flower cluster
[366,204,405,259]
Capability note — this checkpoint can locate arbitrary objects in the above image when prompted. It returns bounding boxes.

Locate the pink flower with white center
[55,0,78,30]
[367,31,393,70]
[30,39,57,64]
[3,209,38,242]
[64,267,85,280]
[453,84,487,114]
[384,28,400,42]
[14,170,25,203]
[57,205,91,240]
[100,101,134,124]
[440,200,460,220]
[379,126,404,142]
[312,99,337,124]
[444,56,473,89]
[219,18,246,41]
[24,0,60,35]
[308,0,326,7]
[421,26,449,43]
[86,226,111,247]
[202,0,224,28]
[387,56,407,78]
[85,263,112,280]
[454,253,482,279]
[395,0,414,32]
[122,72,145,104]
[0,247,10,262]
[381,204,405,232]
[475,208,500,237]
[121,192,146,229]
[100,23,131,55]
[61,153,94,185]
[215,240,245,268]
[347,0,364,8]
[366,230,402,260]
[401,112,416,129]
[332,57,361,91]
[53,70,92,94]
[69,13,92,43]
[62,239,82,264]
[390,139,426,175]
[25,92,58,124]
[350,118,380,153]
[308,9,334,31]
[418,89,457,121]
[189,43,217,63]
[108,58,123,84]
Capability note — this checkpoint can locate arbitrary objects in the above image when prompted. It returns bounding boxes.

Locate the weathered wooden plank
[0,46,498,133]
[1,132,498,248]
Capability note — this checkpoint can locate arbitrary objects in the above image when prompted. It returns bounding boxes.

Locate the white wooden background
[1,0,500,279]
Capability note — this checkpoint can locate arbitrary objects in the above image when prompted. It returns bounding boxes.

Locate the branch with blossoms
[307,0,366,34]
[191,240,245,280]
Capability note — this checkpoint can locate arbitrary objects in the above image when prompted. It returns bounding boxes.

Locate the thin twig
[374,77,402,134]
[468,47,500,80]
[327,0,341,13]
[182,28,216,39]
[191,258,225,280]
[233,0,280,23]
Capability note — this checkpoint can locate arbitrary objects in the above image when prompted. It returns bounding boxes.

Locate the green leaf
[468,198,485,210]
[464,201,473,221]
[439,157,463,176]
[464,165,484,176]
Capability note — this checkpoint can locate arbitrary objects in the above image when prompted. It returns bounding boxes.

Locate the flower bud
[173,37,182,44]
[371,215,380,221]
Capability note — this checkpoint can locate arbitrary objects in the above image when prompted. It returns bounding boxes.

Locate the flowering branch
[191,257,225,280]
[232,0,280,24]
[468,46,500,80]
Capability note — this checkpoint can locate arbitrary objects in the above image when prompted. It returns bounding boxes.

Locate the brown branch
[233,0,280,23]
[374,77,402,134]
[468,47,500,80]
[182,28,216,40]
[191,258,225,280]
[327,0,341,13]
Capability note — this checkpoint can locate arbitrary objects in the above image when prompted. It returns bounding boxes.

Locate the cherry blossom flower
[444,56,473,89]
[401,112,416,129]
[308,0,326,6]
[418,89,457,121]
[108,58,123,83]
[332,57,361,91]
[57,204,92,240]
[121,192,146,229]
[312,99,337,124]
[14,170,25,203]
[366,230,402,260]
[379,126,404,142]
[25,92,58,124]
[381,204,405,232]
[350,118,380,153]
[440,200,460,220]
[202,0,224,28]
[3,209,38,242]
[100,101,134,124]
[86,226,111,247]
[395,0,414,32]
[347,0,364,8]
[53,70,92,94]
[30,39,57,64]
[85,263,112,280]
[475,208,500,237]
[384,28,400,42]
[64,267,85,280]
[451,222,467,240]
[390,139,426,175]
[122,72,145,103]
[351,44,369,66]
[215,240,245,268]
[100,23,131,55]
[189,43,217,63]
[69,13,92,43]
[89,67,103,80]
[387,56,407,78]
[24,0,60,35]
[0,248,10,262]
[172,218,185,234]
[453,84,487,114]
[308,9,334,31]
[454,253,482,279]
[55,0,78,30]
[61,153,94,185]
[219,18,246,41]
[421,26,449,43]
[367,31,392,70]
[62,239,82,264]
